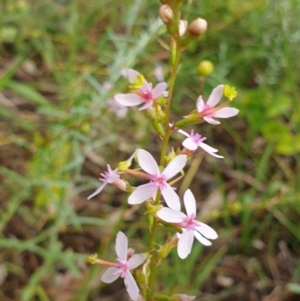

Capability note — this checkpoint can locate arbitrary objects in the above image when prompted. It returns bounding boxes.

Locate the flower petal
[182,137,198,151]
[138,101,153,111]
[162,155,187,180]
[203,116,220,125]
[115,231,128,261]
[177,129,190,138]
[213,107,239,118]
[128,183,156,205]
[122,69,140,83]
[161,184,181,211]
[152,82,167,99]
[183,189,196,216]
[140,80,152,91]
[196,95,205,112]
[136,149,160,175]
[114,178,127,191]
[195,223,218,240]
[104,166,120,183]
[87,182,106,200]
[199,142,224,158]
[101,267,120,283]
[124,272,140,301]
[156,207,186,223]
[178,294,196,301]
[115,94,143,106]
[198,142,218,152]
[206,85,224,107]
[128,254,146,270]
[194,231,212,246]
[178,230,194,259]
[154,65,164,82]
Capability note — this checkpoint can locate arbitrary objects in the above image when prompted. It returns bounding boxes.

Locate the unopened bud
[179,20,188,37]
[197,60,214,76]
[86,254,98,264]
[153,106,166,123]
[159,243,175,259]
[159,4,174,24]
[146,202,163,215]
[127,248,135,259]
[188,18,207,36]
[118,160,131,171]
[165,149,176,164]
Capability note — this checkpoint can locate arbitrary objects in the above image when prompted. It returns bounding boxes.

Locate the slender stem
[146,12,182,300]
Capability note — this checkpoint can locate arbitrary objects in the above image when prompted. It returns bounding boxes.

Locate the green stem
[146,13,182,301]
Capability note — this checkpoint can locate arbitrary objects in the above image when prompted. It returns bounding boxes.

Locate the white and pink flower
[128,149,187,211]
[100,232,145,301]
[197,85,239,125]
[178,129,223,158]
[87,165,125,200]
[115,69,167,111]
[156,189,218,259]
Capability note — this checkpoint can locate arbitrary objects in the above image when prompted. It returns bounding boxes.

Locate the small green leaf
[286,283,300,294]
[6,81,50,107]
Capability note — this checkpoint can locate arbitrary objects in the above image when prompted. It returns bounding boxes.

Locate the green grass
[0,0,299,300]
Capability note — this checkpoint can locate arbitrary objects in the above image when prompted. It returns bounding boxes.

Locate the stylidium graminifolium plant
[86,1,239,300]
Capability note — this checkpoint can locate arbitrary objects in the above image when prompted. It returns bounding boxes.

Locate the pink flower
[178,294,196,301]
[128,149,187,211]
[102,81,113,92]
[115,69,167,111]
[177,129,223,158]
[156,189,218,259]
[197,85,239,125]
[101,232,145,301]
[154,65,164,82]
[87,165,124,200]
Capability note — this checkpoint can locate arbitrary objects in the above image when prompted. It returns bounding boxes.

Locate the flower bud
[86,254,98,264]
[179,20,188,37]
[127,248,135,259]
[197,60,214,76]
[188,18,207,36]
[159,4,174,24]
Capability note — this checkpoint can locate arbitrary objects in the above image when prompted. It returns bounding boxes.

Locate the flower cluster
[87,67,239,299]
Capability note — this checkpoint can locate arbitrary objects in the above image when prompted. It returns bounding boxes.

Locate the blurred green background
[0,0,299,300]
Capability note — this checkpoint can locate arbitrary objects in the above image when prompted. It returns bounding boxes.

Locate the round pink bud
[159,4,174,24]
[188,18,208,36]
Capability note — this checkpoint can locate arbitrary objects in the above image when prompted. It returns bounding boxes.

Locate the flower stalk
[146,6,182,300]
[86,1,240,300]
